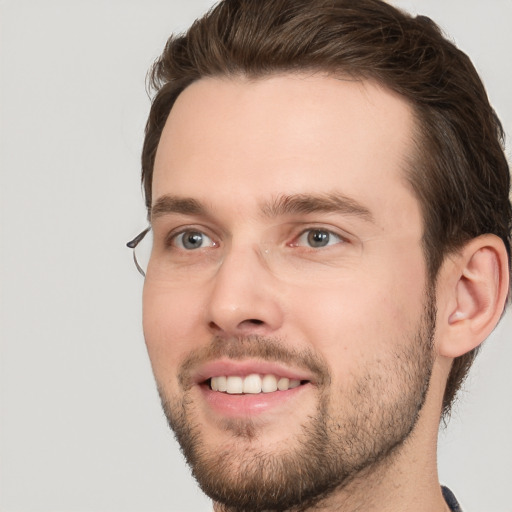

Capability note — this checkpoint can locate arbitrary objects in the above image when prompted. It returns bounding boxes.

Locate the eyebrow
[261,193,374,222]
[150,192,374,223]
[151,195,207,220]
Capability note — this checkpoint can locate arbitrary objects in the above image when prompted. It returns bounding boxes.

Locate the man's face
[144,75,435,510]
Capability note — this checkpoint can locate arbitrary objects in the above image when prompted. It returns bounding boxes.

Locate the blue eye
[173,230,215,250]
[297,229,342,248]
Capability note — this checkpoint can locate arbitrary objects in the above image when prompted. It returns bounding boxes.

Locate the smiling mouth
[207,374,310,394]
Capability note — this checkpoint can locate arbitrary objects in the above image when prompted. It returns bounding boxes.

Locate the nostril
[207,318,266,335]
[209,321,221,331]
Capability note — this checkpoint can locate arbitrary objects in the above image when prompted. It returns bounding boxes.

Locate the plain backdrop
[0,1,511,511]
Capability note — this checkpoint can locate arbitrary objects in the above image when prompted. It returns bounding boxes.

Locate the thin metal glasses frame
[126,227,151,277]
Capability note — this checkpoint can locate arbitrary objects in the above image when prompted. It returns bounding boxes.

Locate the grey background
[0,1,510,511]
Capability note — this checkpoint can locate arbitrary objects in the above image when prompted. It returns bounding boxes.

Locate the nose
[205,245,284,337]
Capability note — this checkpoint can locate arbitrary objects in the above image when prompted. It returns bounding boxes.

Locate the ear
[436,235,509,358]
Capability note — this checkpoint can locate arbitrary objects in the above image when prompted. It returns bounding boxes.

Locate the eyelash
[165,226,346,251]
[167,229,218,250]
[292,228,345,249]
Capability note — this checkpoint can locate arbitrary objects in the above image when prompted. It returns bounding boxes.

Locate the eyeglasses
[126,227,151,277]
[127,223,362,287]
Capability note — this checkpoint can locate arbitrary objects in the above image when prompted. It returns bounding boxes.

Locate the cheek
[288,263,426,370]
[142,282,206,379]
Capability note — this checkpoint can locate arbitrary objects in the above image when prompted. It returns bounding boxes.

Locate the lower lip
[200,383,311,418]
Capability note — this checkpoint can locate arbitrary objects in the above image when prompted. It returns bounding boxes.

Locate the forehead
[152,74,418,227]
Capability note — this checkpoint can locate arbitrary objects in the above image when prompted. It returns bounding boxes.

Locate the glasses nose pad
[258,240,277,273]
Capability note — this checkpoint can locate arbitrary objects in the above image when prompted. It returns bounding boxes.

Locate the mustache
[178,335,331,390]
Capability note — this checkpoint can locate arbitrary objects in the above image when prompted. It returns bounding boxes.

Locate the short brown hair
[140,0,511,417]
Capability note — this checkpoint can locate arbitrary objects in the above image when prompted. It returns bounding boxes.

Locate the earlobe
[439,235,509,358]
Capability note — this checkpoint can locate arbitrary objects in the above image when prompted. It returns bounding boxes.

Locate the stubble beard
[157,291,436,512]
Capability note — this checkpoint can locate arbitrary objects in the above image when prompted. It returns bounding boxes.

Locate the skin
[143,74,457,511]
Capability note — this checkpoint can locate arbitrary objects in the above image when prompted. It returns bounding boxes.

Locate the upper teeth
[210,374,302,394]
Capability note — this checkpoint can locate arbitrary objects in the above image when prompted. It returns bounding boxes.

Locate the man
[128,0,511,510]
